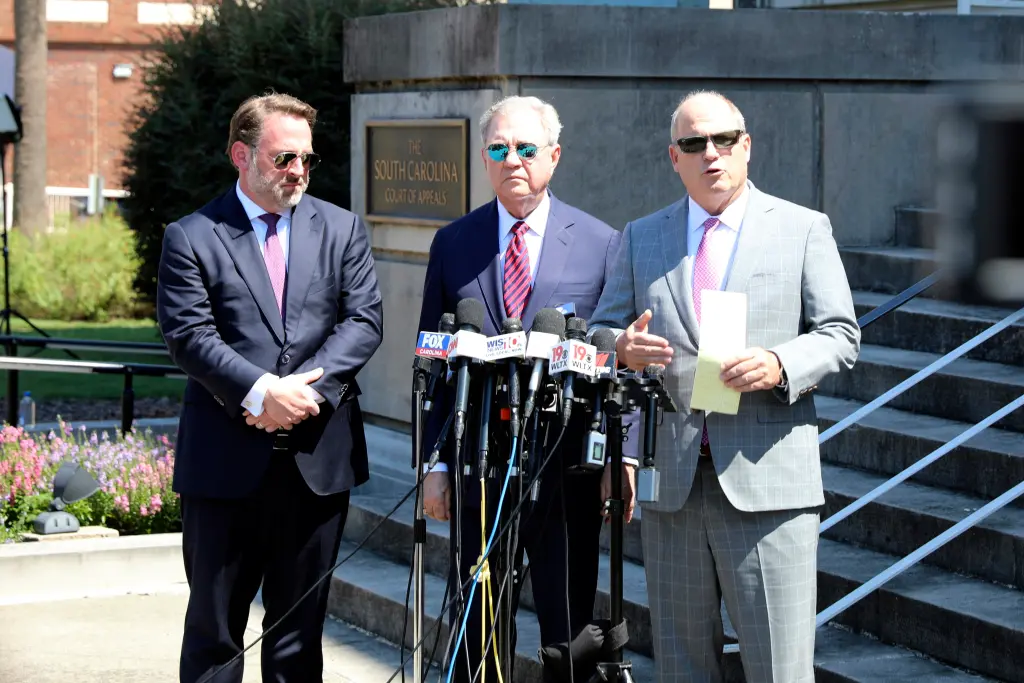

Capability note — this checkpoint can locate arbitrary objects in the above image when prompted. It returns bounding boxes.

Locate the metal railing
[723,279,1024,656]
[0,356,184,435]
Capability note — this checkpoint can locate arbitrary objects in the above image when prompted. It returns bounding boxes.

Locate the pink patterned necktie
[503,220,532,319]
[260,213,287,316]
[692,216,723,451]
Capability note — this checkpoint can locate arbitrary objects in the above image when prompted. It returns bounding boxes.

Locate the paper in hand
[690,289,747,415]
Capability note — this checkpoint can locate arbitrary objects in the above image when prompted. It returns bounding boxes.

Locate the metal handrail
[820,305,1024,444]
[0,356,185,435]
[0,334,169,356]
[856,271,942,331]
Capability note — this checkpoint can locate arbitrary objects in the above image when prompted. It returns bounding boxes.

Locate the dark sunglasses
[486,142,542,162]
[675,130,745,154]
[271,151,321,171]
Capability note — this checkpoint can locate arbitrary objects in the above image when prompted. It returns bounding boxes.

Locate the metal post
[121,368,134,436]
[411,367,428,683]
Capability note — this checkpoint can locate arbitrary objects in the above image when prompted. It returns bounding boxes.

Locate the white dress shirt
[684,187,750,297]
[235,182,324,419]
[497,191,549,286]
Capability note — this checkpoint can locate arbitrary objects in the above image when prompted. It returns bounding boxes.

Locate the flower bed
[0,423,180,543]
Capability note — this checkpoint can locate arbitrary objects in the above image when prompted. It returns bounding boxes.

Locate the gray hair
[479,96,562,147]
[669,90,746,140]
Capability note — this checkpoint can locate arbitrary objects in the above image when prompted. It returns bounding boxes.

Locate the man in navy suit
[417,95,637,683]
[157,93,383,683]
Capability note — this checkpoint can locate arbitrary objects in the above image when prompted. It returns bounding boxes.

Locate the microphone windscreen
[438,313,456,334]
[591,328,618,352]
[644,364,665,380]
[531,308,567,338]
[455,298,485,333]
[566,316,588,339]
[502,317,523,334]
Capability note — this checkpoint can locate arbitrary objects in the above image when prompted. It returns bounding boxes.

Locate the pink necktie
[503,220,532,319]
[692,216,722,451]
[260,213,287,316]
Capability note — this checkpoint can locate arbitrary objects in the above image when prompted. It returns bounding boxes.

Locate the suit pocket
[308,273,335,295]
[756,401,793,424]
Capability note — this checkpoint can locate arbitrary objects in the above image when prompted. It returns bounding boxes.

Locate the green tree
[123,0,492,306]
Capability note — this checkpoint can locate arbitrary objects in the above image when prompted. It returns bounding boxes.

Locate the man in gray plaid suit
[589,90,860,682]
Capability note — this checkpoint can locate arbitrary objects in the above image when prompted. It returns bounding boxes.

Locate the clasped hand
[243,367,324,432]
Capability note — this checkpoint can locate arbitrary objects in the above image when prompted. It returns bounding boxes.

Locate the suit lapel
[213,190,285,344]
[283,196,324,343]
[724,185,774,295]
[660,198,700,345]
[522,196,573,328]
[471,200,503,333]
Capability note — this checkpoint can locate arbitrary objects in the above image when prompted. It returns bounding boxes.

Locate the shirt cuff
[608,456,640,467]
[305,386,326,404]
[241,373,277,417]
[423,462,449,474]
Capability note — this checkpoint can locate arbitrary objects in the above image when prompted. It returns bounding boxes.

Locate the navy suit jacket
[157,188,384,499]
[417,193,638,481]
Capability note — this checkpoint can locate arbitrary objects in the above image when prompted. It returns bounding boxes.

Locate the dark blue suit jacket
[417,193,638,478]
[157,188,384,499]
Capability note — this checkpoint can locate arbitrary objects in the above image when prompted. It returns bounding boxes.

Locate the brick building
[0,1,206,196]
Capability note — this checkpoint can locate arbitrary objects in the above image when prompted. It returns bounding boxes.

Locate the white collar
[235,180,288,223]
[497,191,551,238]
[687,185,750,233]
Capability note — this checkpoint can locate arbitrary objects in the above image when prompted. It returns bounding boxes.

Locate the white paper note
[690,290,747,415]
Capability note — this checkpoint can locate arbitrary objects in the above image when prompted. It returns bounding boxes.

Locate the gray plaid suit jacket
[590,182,860,513]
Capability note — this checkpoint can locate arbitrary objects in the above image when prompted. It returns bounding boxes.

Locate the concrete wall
[345,5,1024,423]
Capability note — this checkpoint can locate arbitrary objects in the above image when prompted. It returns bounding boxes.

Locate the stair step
[327,539,655,682]
[821,462,1024,589]
[816,395,1024,508]
[818,343,1024,432]
[894,206,939,249]
[853,290,1024,367]
[345,488,999,681]
[818,537,1024,682]
[841,247,938,297]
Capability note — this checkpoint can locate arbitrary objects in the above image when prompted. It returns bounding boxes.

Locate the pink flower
[139,505,149,517]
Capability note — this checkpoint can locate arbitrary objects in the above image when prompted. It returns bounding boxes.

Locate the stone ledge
[20,525,119,542]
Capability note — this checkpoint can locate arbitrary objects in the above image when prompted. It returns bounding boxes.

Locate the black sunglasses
[271,151,321,171]
[675,130,745,154]
[486,142,542,162]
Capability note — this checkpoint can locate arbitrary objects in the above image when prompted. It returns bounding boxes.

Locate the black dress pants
[178,453,350,683]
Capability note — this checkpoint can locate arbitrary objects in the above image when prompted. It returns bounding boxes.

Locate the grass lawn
[0,318,184,401]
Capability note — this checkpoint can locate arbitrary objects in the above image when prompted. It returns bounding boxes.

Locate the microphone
[448,298,487,449]
[637,363,664,503]
[486,318,526,438]
[419,313,456,414]
[549,316,596,428]
[522,308,566,423]
[581,328,618,470]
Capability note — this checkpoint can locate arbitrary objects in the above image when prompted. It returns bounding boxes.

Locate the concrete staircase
[327,205,1024,681]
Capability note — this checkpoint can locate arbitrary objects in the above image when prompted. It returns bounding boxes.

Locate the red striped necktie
[503,220,531,319]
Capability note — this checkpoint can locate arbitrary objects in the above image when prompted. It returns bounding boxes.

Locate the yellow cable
[472,476,505,683]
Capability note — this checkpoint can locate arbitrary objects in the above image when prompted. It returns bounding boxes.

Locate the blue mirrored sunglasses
[487,142,541,162]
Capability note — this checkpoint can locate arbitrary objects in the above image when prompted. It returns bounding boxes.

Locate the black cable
[384,424,569,683]
[195,469,428,683]
[560,467,575,683]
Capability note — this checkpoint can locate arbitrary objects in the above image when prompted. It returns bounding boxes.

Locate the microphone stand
[410,356,432,683]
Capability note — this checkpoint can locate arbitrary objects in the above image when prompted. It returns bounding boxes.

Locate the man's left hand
[243,410,290,432]
[720,347,782,392]
[600,463,637,524]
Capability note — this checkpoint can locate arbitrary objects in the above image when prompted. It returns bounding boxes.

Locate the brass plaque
[365,119,469,225]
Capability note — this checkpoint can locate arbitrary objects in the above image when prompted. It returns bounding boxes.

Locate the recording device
[488,318,526,439]
[549,316,596,428]
[935,82,1024,306]
[637,364,664,504]
[581,328,619,471]
[522,308,566,422]
[416,313,456,414]
[449,299,488,450]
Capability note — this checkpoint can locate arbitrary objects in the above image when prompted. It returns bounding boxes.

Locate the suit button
[281,354,291,365]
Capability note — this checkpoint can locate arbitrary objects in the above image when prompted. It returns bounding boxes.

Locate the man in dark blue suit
[417,95,637,683]
[157,93,383,683]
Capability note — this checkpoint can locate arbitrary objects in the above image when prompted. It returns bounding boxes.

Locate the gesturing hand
[616,309,674,371]
[264,367,324,426]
